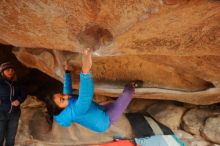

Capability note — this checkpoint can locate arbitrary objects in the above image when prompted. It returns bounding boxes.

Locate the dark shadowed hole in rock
[0,45,63,101]
[77,24,113,50]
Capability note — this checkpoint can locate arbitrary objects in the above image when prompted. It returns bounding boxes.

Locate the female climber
[45,48,141,132]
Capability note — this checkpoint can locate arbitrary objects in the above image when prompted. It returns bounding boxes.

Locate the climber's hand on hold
[82,48,93,74]
[64,62,72,72]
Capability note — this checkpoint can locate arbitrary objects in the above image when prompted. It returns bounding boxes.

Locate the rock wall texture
[0,0,220,104]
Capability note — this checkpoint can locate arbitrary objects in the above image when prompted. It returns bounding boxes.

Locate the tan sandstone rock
[0,0,219,104]
[202,114,220,144]
[147,102,186,130]
[182,108,220,135]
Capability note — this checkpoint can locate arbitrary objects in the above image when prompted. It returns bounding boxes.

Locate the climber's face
[53,93,70,108]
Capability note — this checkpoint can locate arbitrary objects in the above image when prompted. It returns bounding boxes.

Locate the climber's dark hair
[44,92,64,128]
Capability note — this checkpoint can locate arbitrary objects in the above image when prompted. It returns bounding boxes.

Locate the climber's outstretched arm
[75,48,94,114]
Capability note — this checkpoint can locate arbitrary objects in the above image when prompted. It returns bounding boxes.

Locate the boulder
[182,108,220,135]
[0,0,219,105]
[202,115,220,144]
[147,102,186,130]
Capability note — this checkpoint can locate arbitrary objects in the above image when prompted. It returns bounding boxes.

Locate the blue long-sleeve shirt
[54,72,110,132]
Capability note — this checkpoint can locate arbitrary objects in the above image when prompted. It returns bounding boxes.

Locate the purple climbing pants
[104,86,134,124]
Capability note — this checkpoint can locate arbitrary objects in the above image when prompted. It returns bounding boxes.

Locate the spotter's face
[3,68,15,80]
